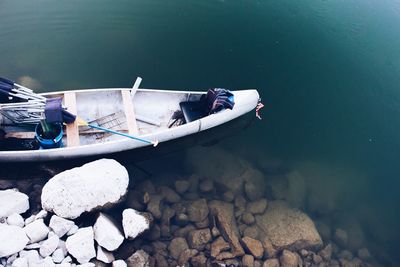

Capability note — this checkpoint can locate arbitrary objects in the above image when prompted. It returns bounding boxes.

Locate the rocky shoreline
[0,156,380,267]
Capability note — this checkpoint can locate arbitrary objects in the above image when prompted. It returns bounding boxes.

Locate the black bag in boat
[178,88,235,124]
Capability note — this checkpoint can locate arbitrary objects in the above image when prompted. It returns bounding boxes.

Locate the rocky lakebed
[0,152,382,267]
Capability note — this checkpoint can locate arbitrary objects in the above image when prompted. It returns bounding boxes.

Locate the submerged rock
[209,200,245,257]
[187,228,212,250]
[126,249,150,267]
[168,237,189,260]
[94,213,124,251]
[65,227,96,264]
[0,224,29,257]
[187,198,209,223]
[122,208,151,240]
[0,189,29,218]
[242,236,264,259]
[280,249,298,267]
[255,201,323,251]
[41,159,129,219]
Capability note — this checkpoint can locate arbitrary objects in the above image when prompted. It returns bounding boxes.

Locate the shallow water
[1,0,400,265]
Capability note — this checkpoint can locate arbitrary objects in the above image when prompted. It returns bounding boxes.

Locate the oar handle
[88,123,158,147]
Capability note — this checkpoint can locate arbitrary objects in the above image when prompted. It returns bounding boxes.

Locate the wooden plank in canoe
[121,90,139,135]
[64,92,80,147]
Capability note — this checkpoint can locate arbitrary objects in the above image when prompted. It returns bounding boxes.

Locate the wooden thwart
[121,89,139,135]
[64,92,80,147]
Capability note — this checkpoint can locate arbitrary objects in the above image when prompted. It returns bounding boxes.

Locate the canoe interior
[0,89,204,149]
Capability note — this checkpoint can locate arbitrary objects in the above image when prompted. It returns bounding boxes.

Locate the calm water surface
[1,0,400,265]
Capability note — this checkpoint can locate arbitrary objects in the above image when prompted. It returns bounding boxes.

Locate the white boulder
[122,209,151,239]
[0,224,29,257]
[7,213,25,227]
[65,227,96,264]
[49,215,75,238]
[24,219,49,243]
[41,159,129,219]
[93,213,124,251]
[96,245,115,263]
[39,235,60,257]
[0,189,29,218]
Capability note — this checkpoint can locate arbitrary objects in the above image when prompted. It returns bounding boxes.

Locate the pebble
[0,189,29,218]
[52,248,66,263]
[247,199,268,215]
[159,186,181,203]
[96,245,115,263]
[49,215,75,238]
[122,208,151,239]
[168,237,189,260]
[187,199,209,223]
[24,219,49,243]
[187,228,212,250]
[242,236,264,259]
[65,227,96,264]
[174,180,190,195]
[39,235,60,257]
[112,260,127,267]
[199,179,213,193]
[6,213,25,227]
[93,213,124,251]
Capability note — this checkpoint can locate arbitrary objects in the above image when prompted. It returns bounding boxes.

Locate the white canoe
[0,87,260,162]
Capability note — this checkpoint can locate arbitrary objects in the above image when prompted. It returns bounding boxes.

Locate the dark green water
[1,0,400,265]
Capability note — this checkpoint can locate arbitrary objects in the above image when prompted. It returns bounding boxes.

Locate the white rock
[24,219,49,243]
[0,224,29,257]
[19,250,40,266]
[42,256,56,267]
[25,243,41,249]
[122,208,150,239]
[112,260,127,267]
[35,210,48,220]
[96,245,115,263]
[6,253,18,265]
[65,227,96,264]
[66,225,78,236]
[7,213,25,227]
[56,263,71,267]
[24,215,35,226]
[41,159,129,219]
[11,257,28,267]
[61,256,72,263]
[30,256,55,267]
[51,248,65,263]
[57,240,68,255]
[0,189,29,218]
[93,213,124,251]
[49,215,75,238]
[40,235,60,258]
[77,263,95,267]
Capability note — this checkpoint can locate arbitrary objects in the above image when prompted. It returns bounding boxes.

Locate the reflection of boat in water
[0,86,260,163]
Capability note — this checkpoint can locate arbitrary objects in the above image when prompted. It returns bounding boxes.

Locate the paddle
[76,117,159,147]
